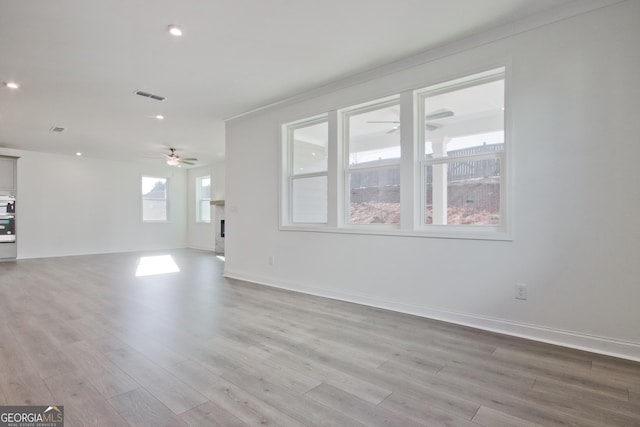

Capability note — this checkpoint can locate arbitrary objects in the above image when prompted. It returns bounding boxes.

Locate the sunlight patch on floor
[135,255,180,277]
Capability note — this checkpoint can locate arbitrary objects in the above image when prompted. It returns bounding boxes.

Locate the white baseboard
[224,269,640,362]
[186,245,215,252]
[17,245,188,260]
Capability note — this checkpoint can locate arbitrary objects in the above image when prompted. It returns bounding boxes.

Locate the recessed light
[4,82,19,90]
[155,115,165,120]
[75,152,82,156]
[167,25,183,36]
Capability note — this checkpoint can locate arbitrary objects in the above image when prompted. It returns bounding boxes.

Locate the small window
[343,98,401,225]
[285,117,329,224]
[196,176,211,222]
[142,176,168,222]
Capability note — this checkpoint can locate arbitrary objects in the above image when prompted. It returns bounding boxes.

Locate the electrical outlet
[516,282,528,300]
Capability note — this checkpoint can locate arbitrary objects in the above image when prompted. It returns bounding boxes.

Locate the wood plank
[305,382,424,427]
[228,357,322,395]
[267,348,393,404]
[591,358,640,388]
[437,364,536,395]
[526,387,640,427]
[0,322,58,405]
[378,359,606,427]
[7,319,76,380]
[45,371,130,427]
[531,374,630,402]
[104,344,208,414]
[1,374,56,406]
[179,401,248,427]
[379,391,479,426]
[179,375,302,426]
[492,346,593,374]
[472,405,544,427]
[108,388,188,427]
[222,367,367,426]
[61,340,139,399]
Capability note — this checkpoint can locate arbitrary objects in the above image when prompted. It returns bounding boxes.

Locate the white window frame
[196,175,211,223]
[141,175,169,223]
[279,64,512,241]
[416,67,508,237]
[341,96,401,229]
[281,114,329,227]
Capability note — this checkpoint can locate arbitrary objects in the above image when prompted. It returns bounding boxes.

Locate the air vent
[134,90,166,101]
[50,126,65,132]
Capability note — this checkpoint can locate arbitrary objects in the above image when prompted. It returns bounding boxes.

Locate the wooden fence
[350,143,504,189]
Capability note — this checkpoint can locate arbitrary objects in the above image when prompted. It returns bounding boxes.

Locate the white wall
[225,2,640,360]
[0,148,188,259]
[186,162,226,251]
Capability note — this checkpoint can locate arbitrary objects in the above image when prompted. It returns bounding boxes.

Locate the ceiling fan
[165,148,197,167]
[368,109,454,134]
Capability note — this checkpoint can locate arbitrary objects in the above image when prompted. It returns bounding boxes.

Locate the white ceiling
[0,0,584,166]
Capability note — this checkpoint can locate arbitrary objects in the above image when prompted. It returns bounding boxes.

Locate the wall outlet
[516,282,528,300]
[268,255,275,266]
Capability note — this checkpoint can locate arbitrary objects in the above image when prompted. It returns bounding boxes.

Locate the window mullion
[327,110,339,228]
[399,90,416,230]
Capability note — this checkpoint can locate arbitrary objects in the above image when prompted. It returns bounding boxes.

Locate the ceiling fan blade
[426,123,443,131]
[425,110,454,121]
[386,126,400,134]
[182,157,198,161]
[180,161,196,165]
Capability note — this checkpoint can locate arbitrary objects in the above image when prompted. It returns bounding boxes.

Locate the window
[417,68,505,227]
[285,116,329,224]
[142,176,168,222]
[281,66,509,239]
[343,98,401,225]
[196,176,211,222]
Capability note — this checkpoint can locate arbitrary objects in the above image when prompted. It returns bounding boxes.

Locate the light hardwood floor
[1,249,639,426]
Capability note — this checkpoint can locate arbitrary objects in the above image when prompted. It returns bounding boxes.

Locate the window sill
[280,224,512,241]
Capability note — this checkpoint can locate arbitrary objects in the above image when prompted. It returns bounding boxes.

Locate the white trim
[223,269,640,362]
[281,114,330,227]
[195,175,212,223]
[342,96,402,227]
[225,0,624,123]
[141,175,169,223]
[278,224,511,241]
[327,111,339,228]
[503,60,514,240]
[399,90,417,229]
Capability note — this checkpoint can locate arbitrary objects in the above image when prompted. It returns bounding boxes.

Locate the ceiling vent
[50,126,65,132]
[134,90,166,101]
